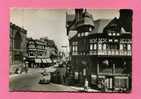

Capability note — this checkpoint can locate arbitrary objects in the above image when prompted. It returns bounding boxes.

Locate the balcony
[97,50,131,56]
[72,52,78,56]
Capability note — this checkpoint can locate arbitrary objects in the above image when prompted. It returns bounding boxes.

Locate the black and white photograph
[9,8,132,92]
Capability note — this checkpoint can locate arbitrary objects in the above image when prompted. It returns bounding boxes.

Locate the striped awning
[42,59,47,63]
[46,59,52,63]
[35,59,42,63]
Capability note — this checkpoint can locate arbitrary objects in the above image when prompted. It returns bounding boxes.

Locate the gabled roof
[89,19,111,35]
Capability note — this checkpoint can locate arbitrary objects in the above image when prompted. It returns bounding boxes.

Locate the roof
[89,19,111,35]
[10,22,27,34]
[66,14,75,23]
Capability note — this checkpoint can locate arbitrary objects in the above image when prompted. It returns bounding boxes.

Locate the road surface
[10,68,78,92]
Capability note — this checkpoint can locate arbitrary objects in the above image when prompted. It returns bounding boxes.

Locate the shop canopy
[35,59,42,63]
[42,59,47,63]
[46,59,52,63]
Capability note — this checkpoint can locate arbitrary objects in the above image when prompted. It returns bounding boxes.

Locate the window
[78,33,80,37]
[89,27,92,31]
[90,44,93,50]
[114,39,118,42]
[103,44,106,50]
[85,32,89,36]
[94,44,97,50]
[108,33,112,36]
[72,41,78,52]
[127,44,131,50]
[113,33,116,36]
[120,44,123,50]
[98,44,102,50]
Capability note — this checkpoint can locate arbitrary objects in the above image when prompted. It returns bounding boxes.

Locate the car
[39,70,51,84]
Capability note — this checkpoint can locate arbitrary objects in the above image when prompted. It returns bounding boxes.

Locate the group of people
[14,62,29,74]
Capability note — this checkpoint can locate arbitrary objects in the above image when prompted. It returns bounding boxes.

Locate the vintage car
[39,70,51,84]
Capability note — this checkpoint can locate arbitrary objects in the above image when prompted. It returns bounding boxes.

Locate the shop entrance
[105,76,114,90]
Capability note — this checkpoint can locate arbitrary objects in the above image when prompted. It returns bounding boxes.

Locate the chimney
[75,9,84,23]
[119,9,133,32]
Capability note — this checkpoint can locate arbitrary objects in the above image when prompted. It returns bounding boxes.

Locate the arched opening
[14,32,22,49]
[14,32,23,63]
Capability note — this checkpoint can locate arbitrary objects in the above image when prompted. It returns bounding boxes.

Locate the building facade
[26,37,58,68]
[10,23,27,65]
[66,9,132,92]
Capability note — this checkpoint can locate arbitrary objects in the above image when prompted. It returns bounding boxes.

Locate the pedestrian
[14,67,19,74]
[101,79,106,92]
[84,79,89,91]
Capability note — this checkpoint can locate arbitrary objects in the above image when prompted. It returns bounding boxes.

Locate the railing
[72,52,78,55]
[97,50,131,56]
[72,50,131,56]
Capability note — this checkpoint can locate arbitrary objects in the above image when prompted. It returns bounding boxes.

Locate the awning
[44,67,57,73]
[46,59,52,63]
[53,60,57,63]
[42,59,47,63]
[35,59,42,63]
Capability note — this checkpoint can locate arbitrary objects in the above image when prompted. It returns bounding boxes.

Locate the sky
[10,9,119,51]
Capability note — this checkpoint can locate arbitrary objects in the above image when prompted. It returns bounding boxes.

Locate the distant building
[26,37,58,67]
[66,9,132,92]
[10,23,27,65]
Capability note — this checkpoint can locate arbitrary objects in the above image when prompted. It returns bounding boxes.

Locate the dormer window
[109,39,112,42]
[81,32,84,36]
[78,33,80,37]
[117,33,120,36]
[85,32,89,36]
[89,27,92,31]
[108,33,112,36]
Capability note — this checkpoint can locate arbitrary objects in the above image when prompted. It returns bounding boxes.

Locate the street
[10,68,79,92]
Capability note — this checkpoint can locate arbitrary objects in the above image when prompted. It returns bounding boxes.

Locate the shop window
[123,44,127,50]
[75,46,78,52]
[81,32,84,36]
[114,39,118,42]
[72,46,78,52]
[114,78,128,89]
[74,72,79,80]
[109,39,112,42]
[29,52,34,56]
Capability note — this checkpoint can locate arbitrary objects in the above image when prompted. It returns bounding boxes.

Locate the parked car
[39,70,51,84]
